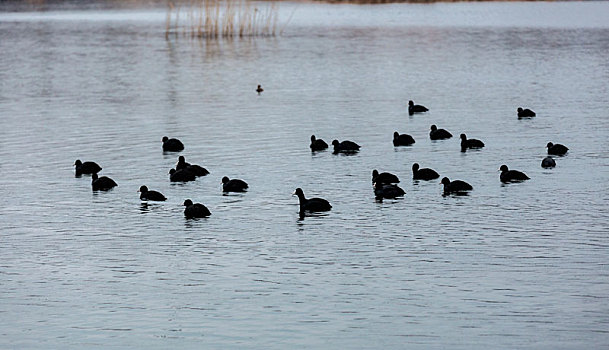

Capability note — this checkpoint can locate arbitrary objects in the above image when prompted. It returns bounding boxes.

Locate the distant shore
[0,0,561,13]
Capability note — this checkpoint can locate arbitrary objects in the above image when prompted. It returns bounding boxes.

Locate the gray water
[1,1,609,349]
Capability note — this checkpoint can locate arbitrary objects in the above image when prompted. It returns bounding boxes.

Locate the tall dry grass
[166,0,279,39]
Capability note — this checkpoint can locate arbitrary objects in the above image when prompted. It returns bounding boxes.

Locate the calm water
[1,1,609,349]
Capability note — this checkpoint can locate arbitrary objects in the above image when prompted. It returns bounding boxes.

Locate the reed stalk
[166,0,280,39]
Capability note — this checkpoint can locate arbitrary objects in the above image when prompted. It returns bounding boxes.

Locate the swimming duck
[183,199,211,218]
[74,159,102,176]
[429,125,452,140]
[441,177,472,194]
[372,169,400,185]
[293,188,332,214]
[138,185,166,201]
[169,168,196,182]
[408,100,428,115]
[176,156,209,176]
[374,183,405,200]
[499,165,530,183]
[393,132,415,146]
[332,139,360,154]
[541,156,556,168]
[222,176,248,192]
[546,142,568,156]
[162,136,184,152]
[460,133,485,151]
[91,173,118,191]
[412,163,440,180]
[517,107,536,118]
[310,135,329,151]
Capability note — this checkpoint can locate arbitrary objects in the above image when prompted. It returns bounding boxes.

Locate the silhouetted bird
[441,177,472,195]
[183,199,211,218]
[517,107,536,118]
[169,168,196,182]
[499,165,530,183]
[408,100,428,115]
[546,142,568,156]
[374,183,405,200]
[332,139,360,154]
[293,188,332,215]
[372,169,400,185]
[162,136,184,152]
[91,173,117,191]
[176,156,209,176]
[74,159,102,176]
[541,156,556,168]
[412,163,439,180]
[175,156,191,171]
[460,133,485,151]
[222,176,248,192]
[393,132,415,146]
[429,125,452,140]
[310,135,328,151]
[138,185,166,201]
[256,85,264,94]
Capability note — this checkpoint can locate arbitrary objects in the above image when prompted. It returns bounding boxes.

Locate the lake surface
[1,1,608,349]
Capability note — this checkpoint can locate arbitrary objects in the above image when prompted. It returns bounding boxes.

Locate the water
[1,1,609,349]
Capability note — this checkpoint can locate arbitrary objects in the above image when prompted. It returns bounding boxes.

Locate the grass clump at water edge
[166,0,279,39]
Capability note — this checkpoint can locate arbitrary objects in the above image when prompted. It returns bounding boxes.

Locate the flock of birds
[307,101,568,204]
[74,89,569,219]
[76,135,249,219]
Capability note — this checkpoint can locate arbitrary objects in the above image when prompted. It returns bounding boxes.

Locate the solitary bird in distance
[517,107,536,118]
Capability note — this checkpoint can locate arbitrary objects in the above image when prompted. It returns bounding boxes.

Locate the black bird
[547,142,568,156]
[499,165,530,183]
[293,188,332,214]
[441,177,472,195]
[517,107,536,118]
[91,173,117,191]
[256,85,264,94]
[175,155,191,171]
[429,125,452,140]
[374,183,405,200]
[393,132,415,146]
[332,139,360,154]
[412,163,439,180]
[162,136,184,152]
[74,159,102,176]
[310,135,328,151]
[183,199,211,218]
[138,185,166,201]
[222,176,248,192]
[541,156,556,168]
[169,168,196,182]
[460,133,485,151]
[372,169,400,185]
[176,156,209,176]
[408,100,428,115]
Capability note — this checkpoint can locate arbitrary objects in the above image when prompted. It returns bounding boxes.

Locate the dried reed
[166,0,279,39]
